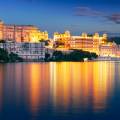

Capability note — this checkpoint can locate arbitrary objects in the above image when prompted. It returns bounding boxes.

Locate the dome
[82,32,87,37]
[94,33,99,37]
[103,33,108,38]
[65,31,70,35]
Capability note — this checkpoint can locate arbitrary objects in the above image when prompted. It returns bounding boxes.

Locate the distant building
[53,31,108,54]
[70,33,107,54]
[116,45,120,57]
[54,31,71,48]
[0,42,46,60]
[0,20,48,42]
[99,42,118,57]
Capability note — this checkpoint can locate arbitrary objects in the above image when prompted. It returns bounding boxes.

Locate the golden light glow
[54,31,110,55]
[0,21,48,42]
[92,62,114,111]
[50,62,114,111]
[0,62,116,114]
[29,63,50,113]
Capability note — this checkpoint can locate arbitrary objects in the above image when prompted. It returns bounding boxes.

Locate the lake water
[0,62,120,120]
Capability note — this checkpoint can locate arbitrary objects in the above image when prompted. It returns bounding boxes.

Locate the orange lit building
[54,31,71,48]
[70,33,108,54]
[116,45,120,57]
[99,42,117,57]
[0,20,48,42]
[54,31,108,54]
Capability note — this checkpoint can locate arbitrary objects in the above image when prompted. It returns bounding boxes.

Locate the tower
[102,33,108,43]
[0,20,4,40]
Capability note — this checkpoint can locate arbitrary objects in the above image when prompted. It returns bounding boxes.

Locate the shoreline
[1,59,120,63]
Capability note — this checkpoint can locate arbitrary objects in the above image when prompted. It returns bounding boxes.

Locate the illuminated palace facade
[54,31,71,48]
[54,31,118,55]
[0,20,48,42]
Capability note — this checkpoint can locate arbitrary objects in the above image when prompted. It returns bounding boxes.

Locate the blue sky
[0,0,120,36]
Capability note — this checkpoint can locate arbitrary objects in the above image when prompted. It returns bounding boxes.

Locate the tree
[0,40,6,43]
[0,48,9,62]
[9,52,18,62]
[45,53,50,61]
[0,48,23,62]
[53,51,63,61]
[51,49,98,61]
[90,52,98,58]
[69,50,84,61]
[39,39,50,46]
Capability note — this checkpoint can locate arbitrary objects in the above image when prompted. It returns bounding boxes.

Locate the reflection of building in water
[92,62,114,111]
[29,63,50,114]
[50,62,114,112]
[0,62,116,116]
[29,64,42,113]
[50,62,72,108]
[0,65,4,111]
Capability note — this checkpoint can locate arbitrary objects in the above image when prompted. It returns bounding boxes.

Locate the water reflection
[50,62,115,112]
[0,64,4,112]
[29,63,50,114]
[0,62,117,119]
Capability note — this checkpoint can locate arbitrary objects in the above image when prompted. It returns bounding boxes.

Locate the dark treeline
[1,48,98,62]
[46,49,98,62]
[0,48,23,62]
[109,37,120,44]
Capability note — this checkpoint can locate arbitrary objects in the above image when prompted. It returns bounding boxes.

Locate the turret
[82,33,87,38]
[94,33,99,38]
[0,20,4,40]
[102,33,108,43]
[103,33,108,39]
[65,31,70,35]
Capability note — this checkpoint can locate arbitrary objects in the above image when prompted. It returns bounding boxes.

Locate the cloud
[106,13,120,24]
[20,0,39,3]
[75,7,103,17]
[74,7,120,24]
